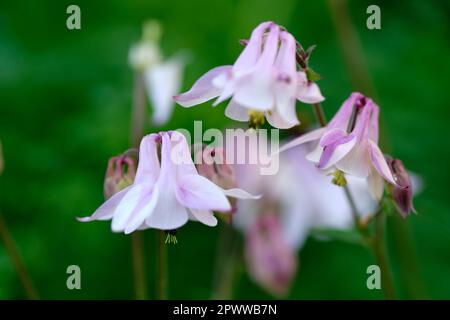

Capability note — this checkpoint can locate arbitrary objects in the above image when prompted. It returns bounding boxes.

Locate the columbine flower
[174,21,324,129]
[245,213,297,297]
[129,20,184,125]
[79,131,256,233]
[277,92,397,200]
[386,157,416,218]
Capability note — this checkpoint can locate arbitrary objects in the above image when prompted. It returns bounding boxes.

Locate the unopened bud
[386,157,415,218]
[104,150,137,200]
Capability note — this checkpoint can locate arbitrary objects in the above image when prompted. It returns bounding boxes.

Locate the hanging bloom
[386,157,415,218]
[245,213,297,297]
[129,20,185,125]
[103,151,137,199]
[174,21,324,129]
[79,131,257,233]
[276,92,397,200]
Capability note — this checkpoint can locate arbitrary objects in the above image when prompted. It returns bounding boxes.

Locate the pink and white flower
[277,92,397,200]
[78,131,256,233]
[174,21,324,129]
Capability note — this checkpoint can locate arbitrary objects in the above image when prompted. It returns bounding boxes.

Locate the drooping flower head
[79,131,257,233]
[174,21,324,129]
[277,92,397,200]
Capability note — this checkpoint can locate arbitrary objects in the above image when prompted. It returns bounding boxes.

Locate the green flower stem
[0,211,39,299]
[157,230,168,300]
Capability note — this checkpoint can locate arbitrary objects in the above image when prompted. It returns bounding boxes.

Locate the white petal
[189,209,218,227]
[273,128,326,156]
[224,99,250,122]
[174,66,231,107]
[145,58,183,125]
[222,188,261,199]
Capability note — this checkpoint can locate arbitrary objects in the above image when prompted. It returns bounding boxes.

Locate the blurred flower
[245,213,297,297]
[277,92,396,200]
[174,21,324,129]
[129,20,185,125]
[386,157,416,218]
[79,131,257,233]
[103,151,137,199]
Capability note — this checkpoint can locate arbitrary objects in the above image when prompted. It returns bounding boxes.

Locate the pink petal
[318,136,357,170]
[174,65,232,107]
[134,134,160,185]
[77,185,132,222]
[222,188,261,199]
[189,209,218,227]
[266,105,299,129]
[111,183,152,232]
[170,131,198,177]
[297,72,325,104]
[176,174,231,212]
[145,132,189,230]
[335,140,371,178]
[224,99,250,122]
[233,25,279,110]
[327,92,363,130]
[273,128,326,155]
[124,185,160,234]
[233,21,272,74]
[368,140,396,185]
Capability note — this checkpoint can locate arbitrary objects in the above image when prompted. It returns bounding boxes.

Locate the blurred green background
[0,0,449,299]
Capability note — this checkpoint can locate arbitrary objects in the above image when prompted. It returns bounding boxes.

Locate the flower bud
[386,157,415,218]
[104,150,137,200]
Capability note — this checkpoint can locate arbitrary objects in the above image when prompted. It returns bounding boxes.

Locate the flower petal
[145,58,183,125]
[77,186,132,222]
[224,99,250,122]
[135,134,160,185]
[367,167,384,200]
[335,140,371,178]
[233,25,279,110]
[124,184,160,234]
[189,209,218,227]
[176,174,231,212]
[273,127,326,155]
[174,65,231,107]
[368,140,396,185]
[111,183,152,232]
[222,188,261,199]
[297,72,325,104]
[266,105,299,129]
[318,135,357,169]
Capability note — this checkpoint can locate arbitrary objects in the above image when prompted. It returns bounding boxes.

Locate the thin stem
[131,233,147,299]
[157,231,168,300]
[373,211,396,299]
[0,211,39,299]
[312,103,327,127]
[129,71,148,300]
[211,224,240,300]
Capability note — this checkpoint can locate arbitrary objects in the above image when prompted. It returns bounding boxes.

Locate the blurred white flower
[129,20,185,125]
